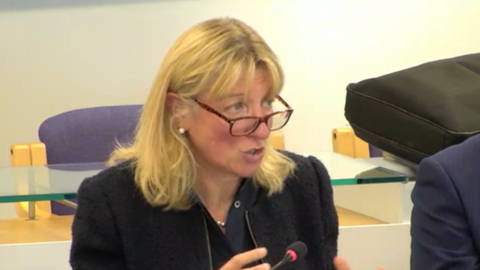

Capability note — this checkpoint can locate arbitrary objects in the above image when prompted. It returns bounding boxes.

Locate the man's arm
[411,157,478,270]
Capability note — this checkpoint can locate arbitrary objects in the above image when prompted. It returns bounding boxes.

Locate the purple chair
[39,104,142,215]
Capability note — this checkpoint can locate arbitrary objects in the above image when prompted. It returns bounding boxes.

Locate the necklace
[216,220,226,227]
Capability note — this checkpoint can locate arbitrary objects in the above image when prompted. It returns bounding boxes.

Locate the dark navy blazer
[411,134,480,270]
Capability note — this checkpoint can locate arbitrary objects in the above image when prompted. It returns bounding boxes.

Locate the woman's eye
[263,99,274,107]
[225,100,273,113]
[228,102,245,112]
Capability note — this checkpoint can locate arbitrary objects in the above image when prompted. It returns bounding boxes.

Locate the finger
[333,257,351,270]
[244,263,271,270]
[221,248,268,269]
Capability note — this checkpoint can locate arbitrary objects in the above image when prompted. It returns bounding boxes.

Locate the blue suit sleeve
[410,157,478,270]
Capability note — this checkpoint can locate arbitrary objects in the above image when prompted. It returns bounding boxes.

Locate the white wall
[1,0,479,167]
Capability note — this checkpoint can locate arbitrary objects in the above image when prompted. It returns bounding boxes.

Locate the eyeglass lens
[231,111,290,135]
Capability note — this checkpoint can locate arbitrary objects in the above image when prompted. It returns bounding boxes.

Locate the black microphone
[271,241,308,270]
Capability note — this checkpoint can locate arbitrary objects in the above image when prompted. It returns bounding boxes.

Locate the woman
[70,17,357,270]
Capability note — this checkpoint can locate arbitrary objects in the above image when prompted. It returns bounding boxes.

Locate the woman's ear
[166,92,190,129]
[166,92,183,116]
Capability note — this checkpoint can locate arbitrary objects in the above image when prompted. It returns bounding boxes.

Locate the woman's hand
[334,257,385,270]
[220,248,270,270]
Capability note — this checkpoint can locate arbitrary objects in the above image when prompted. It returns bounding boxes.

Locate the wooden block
[353,136,370,158]
[10,144,31,166]
[271,131,285,150]
[29,142,47,165]
[10,142,52,218]
[332,127,355,158]
[332,127,373,158]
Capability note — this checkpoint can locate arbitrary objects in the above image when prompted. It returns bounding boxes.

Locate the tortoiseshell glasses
[194,95,294,137]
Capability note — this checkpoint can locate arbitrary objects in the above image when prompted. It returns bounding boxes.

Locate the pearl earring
[179,128,185,134]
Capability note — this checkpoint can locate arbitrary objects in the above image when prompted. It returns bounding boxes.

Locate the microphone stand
[271,254,292,270]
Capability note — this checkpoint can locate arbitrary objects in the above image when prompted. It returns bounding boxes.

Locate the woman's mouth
[242,148,265,163]
[245,148,264,155]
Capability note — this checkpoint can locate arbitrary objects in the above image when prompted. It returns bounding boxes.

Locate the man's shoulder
[426,133,480,184]
[430,134,480,166]
[434,133,480,161]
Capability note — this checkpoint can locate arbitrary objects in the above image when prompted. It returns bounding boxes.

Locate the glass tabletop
[0,162,107,203]
[0,152,411,204]
[307,152,413,185]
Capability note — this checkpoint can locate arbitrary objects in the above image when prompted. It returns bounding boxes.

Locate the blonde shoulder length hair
[109,17,296,210]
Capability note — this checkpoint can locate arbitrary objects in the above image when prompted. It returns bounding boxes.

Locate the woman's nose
[249,120,270,140]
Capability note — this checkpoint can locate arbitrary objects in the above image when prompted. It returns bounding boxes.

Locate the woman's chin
[234,165,261,178]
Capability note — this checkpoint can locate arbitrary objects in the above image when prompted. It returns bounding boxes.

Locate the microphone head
[285,241,308,262]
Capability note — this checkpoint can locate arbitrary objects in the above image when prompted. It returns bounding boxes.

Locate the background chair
[38,105,142,165]
[11,104,143,216]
